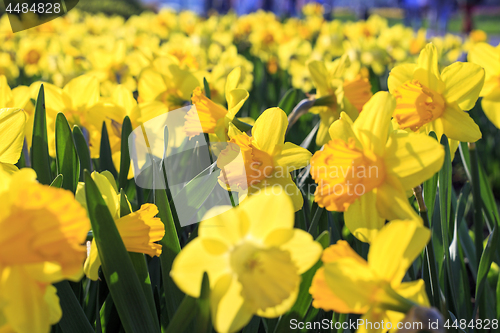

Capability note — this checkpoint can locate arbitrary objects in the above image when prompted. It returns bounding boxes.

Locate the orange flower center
[393,80,445,131]
[25,50,41,65]
[217,134,274,191]
[310,138,385,211]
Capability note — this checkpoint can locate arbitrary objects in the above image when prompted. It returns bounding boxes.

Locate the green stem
[413,185,441,310]
[468,142,484,267]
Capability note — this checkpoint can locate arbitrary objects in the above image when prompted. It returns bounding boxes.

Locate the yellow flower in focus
[0,169,90,333]
[184,67,249,139]
[75,171,165,280]
[308,55,373,146]
[217,107,311,211]
[170,191,322,333]
[388,43,484,142]
[468,42,500,129]
[0,108,27,174]
[310,220,430,332]
[309,92,444,242]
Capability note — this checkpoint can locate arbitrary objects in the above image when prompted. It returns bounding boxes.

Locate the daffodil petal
[274,142,312,171]
[0,108,27,164]
[1,266,57,333]
[482,98,500,129]
[227,89,249,119]
[388,63,416,93]
[344,190,385,243]
[199,205,245,247]
[416,43,442,91]
[310,267,354,312]
[323,257,378,314]
[307,60,330,96]
[210,274,255,333]
[316,110,336,146]
[328,111,362,149]
[84,240,101,281]
[279,229,322,274]
[225,67,242,96]
[63,75,100,109]
[112,85,137,112]
[257,285,299,318]
[251,107,287,156]
[368,220,429,285]
[440,106,482,142]
[240,190,294,239]
[375,175,419,221]
[170,238,230,298]
[0,75,13,106]
[384,130,444,190]
[468,42,500,79]
[138,68,167,102]
[441,62,484,110]
[353,92,395,156]
[394,280,430,306]
[249,174,303,212]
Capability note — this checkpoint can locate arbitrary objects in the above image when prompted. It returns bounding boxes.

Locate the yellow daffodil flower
[308,55,373,146]
[217,107,311,211]
[184,67,249,140]
[137,56,199,110]
[0,108,27,174]
[0,169,90,333]
[75,171,165,280]
[310,220,431,333]
[388,43,484,142]
[170,191,322,333]
[309,92,444,242]
[0,76,33,147]
[33,74,124,157]
[468,42,500,129]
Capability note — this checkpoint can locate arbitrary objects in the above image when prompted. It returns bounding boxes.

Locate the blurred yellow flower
[217,107,311,211]
[468,42,500,129]
[0,169,90,333]
[170,191,322,333]
[75,171,164,280]
[308,55,372,146]
[0,108,27,174]
[310,92,444,242]
[388,43,484,142]
[310,220,430,332]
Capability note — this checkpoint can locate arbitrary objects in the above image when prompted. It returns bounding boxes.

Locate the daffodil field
[2,3,500,333]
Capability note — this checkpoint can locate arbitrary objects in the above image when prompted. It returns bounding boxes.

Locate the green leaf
[54,281,94,333]
[423,132,439,220]
[84,171,159,333]
[118,116,132,192]
[119,190,159,326]
[273,231,329,333]
[277,88,298,114]
[165,295,197,333]
[155,188,184,321]
[99,122,118,178]
[30,84,52,184]
[232,117,253,132]
[438,135,452,314]
[73,125,93,180]
[203,77,211,99]
[50,174,64,188]
[55,113,80,193]
[473,225,498,321]
[194,273,211,333]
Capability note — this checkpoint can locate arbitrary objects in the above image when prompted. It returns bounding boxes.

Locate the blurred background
[78,0,500,37]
